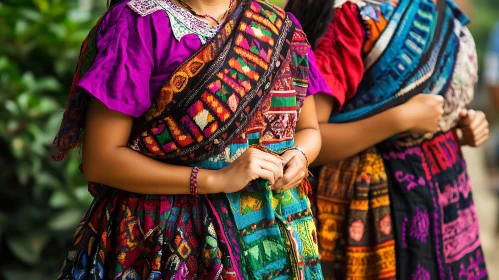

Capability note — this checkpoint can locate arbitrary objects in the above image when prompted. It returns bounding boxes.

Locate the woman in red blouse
[287,0,489,279]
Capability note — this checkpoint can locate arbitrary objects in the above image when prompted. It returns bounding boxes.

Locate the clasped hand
[213,148,308,193]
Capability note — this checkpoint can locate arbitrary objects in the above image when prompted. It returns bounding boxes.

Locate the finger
[467,109,476,121]
[459,108,468,118]
[254,168,277,185]
[468,115,485,130]
[433,94,445,104]
[474,131,489,145]
[470,121,488,136]
[280,151,295,164]
[255,150,284,169]
[477,136,489,146]
[473,135,489,147]
[257,159,284,180]
[281,170,308,192]
[458,116,471,127]
[469,125,489,145]
[273,163,301,190]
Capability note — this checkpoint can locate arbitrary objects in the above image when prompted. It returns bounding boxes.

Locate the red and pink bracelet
[291,146,309,167]
[190,166,200,197]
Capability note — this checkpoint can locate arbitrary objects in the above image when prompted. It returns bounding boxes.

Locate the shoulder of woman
[100,0,173,34]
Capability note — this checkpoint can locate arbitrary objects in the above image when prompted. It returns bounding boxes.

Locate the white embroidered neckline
[127,0,219,43]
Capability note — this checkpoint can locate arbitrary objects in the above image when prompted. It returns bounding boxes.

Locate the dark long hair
[285,0,335,49]
[108,0,122,8]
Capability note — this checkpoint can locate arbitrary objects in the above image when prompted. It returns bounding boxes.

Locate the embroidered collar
[128,0,219,43]
[156,0,219,43]
[128,0,163,16]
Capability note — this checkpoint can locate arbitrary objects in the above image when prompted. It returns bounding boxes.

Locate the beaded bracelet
[190,166,200,197]
[291,146,309,167]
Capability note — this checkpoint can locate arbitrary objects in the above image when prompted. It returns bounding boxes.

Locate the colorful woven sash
[53,0,297,165]
[330,0,469,123]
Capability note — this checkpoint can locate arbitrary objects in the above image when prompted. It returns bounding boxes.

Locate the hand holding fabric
[401,94,444,134]
[272,149,308,193]
[457,109,489,147]
[215,148,284,193]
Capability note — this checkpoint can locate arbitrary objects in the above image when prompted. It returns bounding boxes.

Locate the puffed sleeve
[314,2,364,109]
[288,13,333,97]
[77,2,155,117]
[306,47,333,96]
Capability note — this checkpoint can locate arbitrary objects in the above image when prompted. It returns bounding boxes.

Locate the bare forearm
[82,147,216,195]
[294,127,321,165]
[314,107,406,165]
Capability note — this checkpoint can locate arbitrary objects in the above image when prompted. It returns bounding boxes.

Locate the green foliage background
[0,0,496,279]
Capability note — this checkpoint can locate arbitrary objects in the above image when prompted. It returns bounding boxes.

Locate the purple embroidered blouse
[78,1,331,117]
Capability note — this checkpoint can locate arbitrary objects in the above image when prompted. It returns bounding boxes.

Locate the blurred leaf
[49,192,71,208]
[1,0,100,277]
[35,171,62,189]
[2,268,46,280]
[35,77,60,92]
[16,163,31,186]
[38,97,60,114]
[16,91,32,111]
[20,8,42,22]
[4,100,19,116]
[11,137,25,158]
[14,20,28,36]
[6,234,49,265]
[74,186,92,205]
[48,210,82,230]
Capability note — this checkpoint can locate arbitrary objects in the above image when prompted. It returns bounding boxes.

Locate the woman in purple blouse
[53,0,332,279]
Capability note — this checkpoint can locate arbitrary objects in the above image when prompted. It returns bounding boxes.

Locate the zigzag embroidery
[128,0,164,17]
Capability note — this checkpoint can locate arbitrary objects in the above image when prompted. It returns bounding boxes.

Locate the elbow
[82,159,100,183]
[81,151,106,183]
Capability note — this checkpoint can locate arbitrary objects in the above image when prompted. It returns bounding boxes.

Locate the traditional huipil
[312,0,486,279]
[53,0,331,279]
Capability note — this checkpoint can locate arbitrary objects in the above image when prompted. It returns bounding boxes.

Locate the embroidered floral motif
[411,208,430,243]
[411,264,431,280]
[349,220,365,242]
[379,214,392,235]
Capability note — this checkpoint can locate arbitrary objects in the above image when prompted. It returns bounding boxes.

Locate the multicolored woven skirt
[58,181,322,279]
[379,130,488,279]
[312,147,397,280]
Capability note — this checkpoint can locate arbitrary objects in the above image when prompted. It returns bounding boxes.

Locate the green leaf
[74,186,92,205]
[35,171,62,189]
[48,209,82,231]
[11,137,25,158]
[16,91,32,111]
[35,77,60,92]
[16,163,31,186]
[14,20,28,36]
[4,100,19,115]
[6,234,49,265]
[34,0,49,12]
[38,97,60,113]
[49,191,71,208]
[45,111,64,134]
[20,8,42,22]
[2,268,46,280]
[48,23,66,39]
[66,158,81,178]
[7,119,20,134]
